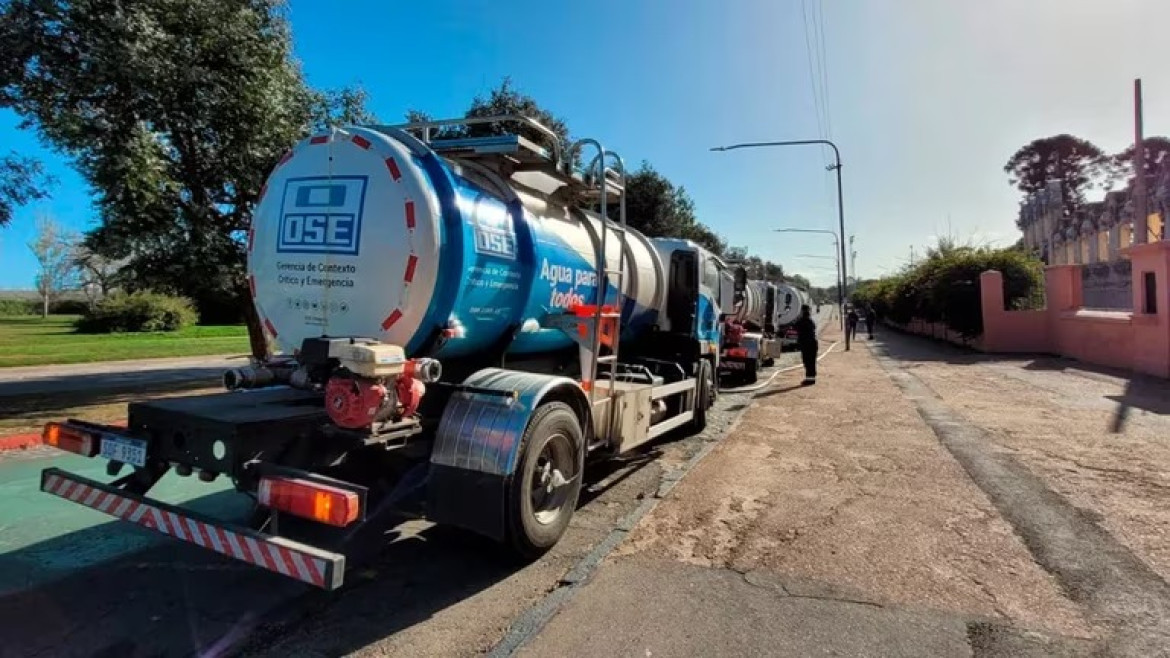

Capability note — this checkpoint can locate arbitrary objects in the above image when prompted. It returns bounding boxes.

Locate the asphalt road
[0,349,811,658]
[0,355,246,399]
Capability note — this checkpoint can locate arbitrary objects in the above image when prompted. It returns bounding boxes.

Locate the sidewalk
[519,329,1105,657]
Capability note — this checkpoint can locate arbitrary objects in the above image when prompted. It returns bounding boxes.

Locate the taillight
[727,347,748,358]
[43,422,98,457]
[257,477,360,527]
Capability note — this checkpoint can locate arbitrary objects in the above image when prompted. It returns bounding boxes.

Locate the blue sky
[3,0,1169,288]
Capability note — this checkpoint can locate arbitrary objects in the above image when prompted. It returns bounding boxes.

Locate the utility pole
[1134,78,1148,244]
[711,139,850,351]
[849,235,856,298]
[909,245,915,266]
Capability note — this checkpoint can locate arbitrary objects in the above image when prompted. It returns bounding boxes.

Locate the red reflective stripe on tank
[404,201,416,229]
[404,254,418,283]
[258,183,268,201]
[264,317,278,338]
[309,135,329,145]
[351,134,371,150]
[247,228,255,252]
[248,276,256,298]
[381,309,403,331]
[277,150,293,166]
[385,157,402,181]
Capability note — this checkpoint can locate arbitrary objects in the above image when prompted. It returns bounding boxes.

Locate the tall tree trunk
[42,293,48,318]
[238,285,269,361]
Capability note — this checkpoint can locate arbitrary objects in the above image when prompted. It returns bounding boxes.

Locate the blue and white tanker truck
[37,116,737,590]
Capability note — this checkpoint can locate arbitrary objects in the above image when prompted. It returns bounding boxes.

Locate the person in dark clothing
[794,304,818,385]
[845,306,859,342]
[865,304,876,339]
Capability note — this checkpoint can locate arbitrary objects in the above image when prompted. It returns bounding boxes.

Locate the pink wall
[974,241,1170,378]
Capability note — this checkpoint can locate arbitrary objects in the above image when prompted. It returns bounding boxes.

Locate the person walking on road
[846,306,859,343]
[865,305,876,340]
[795,304,818,385]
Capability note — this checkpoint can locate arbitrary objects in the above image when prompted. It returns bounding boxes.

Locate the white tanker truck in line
[38,116,741,590]
[720,279,810,383]
[773,283,812,349]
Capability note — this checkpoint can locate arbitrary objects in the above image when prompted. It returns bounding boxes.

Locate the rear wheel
[744,359,759,385]
[505,402,583,559]
[691,359,714,433]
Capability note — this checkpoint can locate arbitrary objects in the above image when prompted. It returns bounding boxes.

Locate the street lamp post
[774,227,845,336]
[710,139,850,351]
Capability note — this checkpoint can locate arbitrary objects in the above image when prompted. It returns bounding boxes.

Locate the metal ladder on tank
[572,139,629,450]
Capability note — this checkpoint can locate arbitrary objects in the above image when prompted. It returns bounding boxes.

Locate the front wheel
[505,402,584,559]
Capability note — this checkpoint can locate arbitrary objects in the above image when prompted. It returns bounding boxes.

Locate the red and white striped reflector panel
[40,468,346,590]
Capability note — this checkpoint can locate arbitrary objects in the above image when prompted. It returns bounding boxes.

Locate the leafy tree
[1004,134,1106,214]
[0,152,53,226]
[1109,136,1170,186]
[28,213,78,317]
[786,273,812,291]
[406,78,574,166]
[621,162,728,254]
[73,245,125,307]
[1,0,372,357]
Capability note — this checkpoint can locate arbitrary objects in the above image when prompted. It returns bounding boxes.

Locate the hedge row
[852,244,1044,339]
[75,291,198,333]
[0,298,91,316]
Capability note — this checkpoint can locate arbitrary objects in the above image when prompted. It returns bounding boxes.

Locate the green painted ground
[0,448,247,595]
[0,316,249,367]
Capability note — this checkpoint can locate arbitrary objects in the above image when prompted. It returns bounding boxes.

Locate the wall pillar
[1123,241,1170,377]
[980,270,1006,352]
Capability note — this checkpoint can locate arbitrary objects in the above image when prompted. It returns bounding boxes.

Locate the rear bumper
[41,468,346,590]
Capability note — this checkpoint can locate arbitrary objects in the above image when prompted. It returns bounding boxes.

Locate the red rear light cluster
[726,347,749,358]
[258,477,360,527]
[43,422,99,457]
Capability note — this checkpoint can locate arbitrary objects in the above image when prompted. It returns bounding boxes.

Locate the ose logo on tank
[277,176,368,255]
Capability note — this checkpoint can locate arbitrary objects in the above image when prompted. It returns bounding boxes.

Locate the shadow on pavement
[0,362,230,405]
[0,378,221,421]
[872,324,1170,434]
[753,383,805,399]
[0,490,524,658]
[0,440,678,658]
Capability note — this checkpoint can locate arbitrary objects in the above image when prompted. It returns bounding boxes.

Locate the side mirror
[734,266,748,293]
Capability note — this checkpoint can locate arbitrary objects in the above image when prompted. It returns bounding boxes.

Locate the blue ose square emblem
[277,176,369,255]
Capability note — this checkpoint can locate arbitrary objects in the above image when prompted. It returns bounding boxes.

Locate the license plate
[722,361,745,370]
[100,435,147,468]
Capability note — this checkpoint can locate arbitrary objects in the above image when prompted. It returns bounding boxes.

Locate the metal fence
[1081,261,1133,311]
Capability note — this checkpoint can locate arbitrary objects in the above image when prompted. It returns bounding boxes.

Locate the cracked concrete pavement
[519,327,1170,657]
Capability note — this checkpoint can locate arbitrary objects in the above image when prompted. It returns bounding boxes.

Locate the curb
[0,419,127,452]
[0,431,43,451]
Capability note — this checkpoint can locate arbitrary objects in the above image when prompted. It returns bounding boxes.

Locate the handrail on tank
[570,139,607,408]
[380,114,563,169]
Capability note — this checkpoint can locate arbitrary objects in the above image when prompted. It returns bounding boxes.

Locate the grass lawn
[0,316,250,368]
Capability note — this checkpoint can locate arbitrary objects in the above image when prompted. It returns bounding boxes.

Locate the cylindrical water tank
[773,283,806,326]
[732,280,766,327]
[249,125,665,359]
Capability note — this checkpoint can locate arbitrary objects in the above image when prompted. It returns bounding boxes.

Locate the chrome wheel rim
[529,431,574,526]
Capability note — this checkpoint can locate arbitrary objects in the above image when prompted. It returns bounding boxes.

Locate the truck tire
[744,359,758,385]
[691,359,713,433]
[506,402,583,559]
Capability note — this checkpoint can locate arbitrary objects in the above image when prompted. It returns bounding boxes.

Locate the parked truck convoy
[719,280,809,383]
[38,116,749,590]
